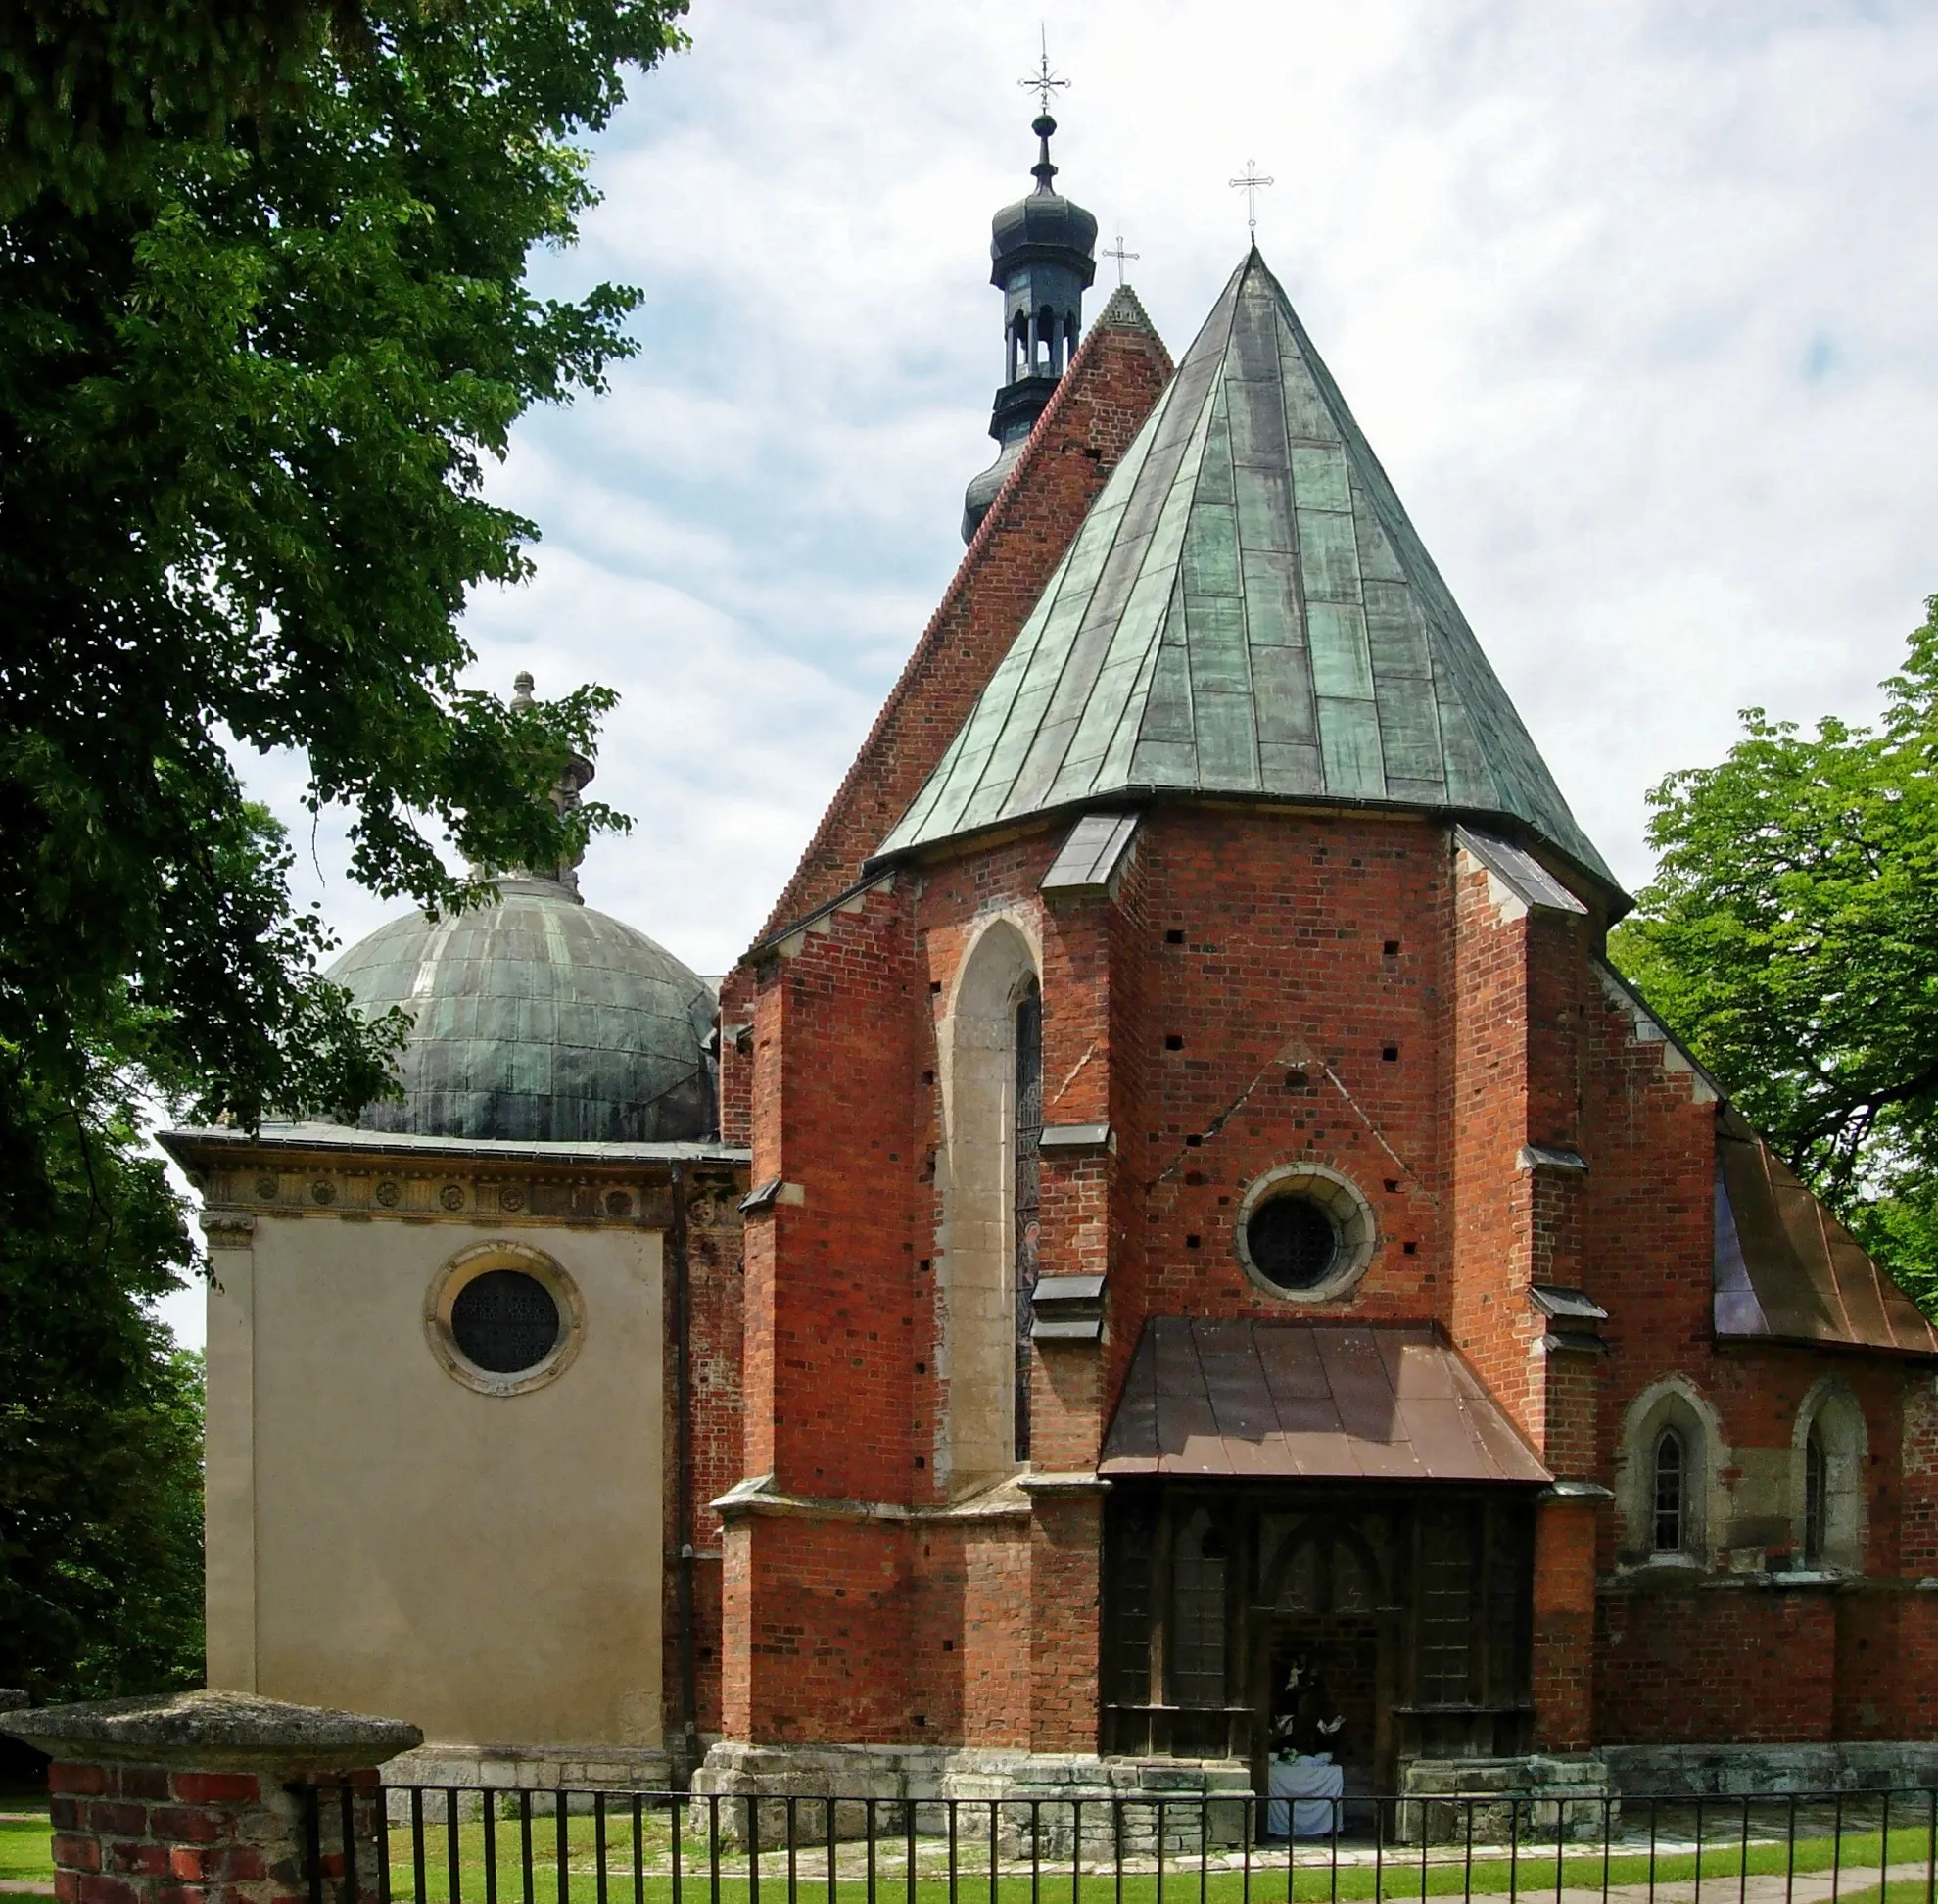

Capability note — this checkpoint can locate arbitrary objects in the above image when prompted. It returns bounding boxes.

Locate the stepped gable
[753,285,1172,943]
[874,248,1616,894]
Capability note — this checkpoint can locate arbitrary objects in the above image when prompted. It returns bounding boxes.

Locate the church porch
[1095,1318,1556,1806]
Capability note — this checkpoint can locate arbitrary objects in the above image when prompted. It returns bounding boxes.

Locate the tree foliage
[1610,597,1938,1311]
[2,0,685,1148]
[0,1059,206,1700]
[1,0,686,1690]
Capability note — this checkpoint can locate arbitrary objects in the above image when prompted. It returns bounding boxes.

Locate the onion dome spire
[961,70,1098,543]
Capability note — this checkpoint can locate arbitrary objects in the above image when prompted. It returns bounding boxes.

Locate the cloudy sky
[159,1,1936,1342]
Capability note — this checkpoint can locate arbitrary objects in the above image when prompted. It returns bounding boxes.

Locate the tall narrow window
[1804,1424,1828,1565]
[1652,1427,1685,1553]
[1013,977,1043,1462]
[1170,1509,1229,1710]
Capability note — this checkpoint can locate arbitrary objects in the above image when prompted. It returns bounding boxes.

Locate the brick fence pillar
[2,1690,422,1904]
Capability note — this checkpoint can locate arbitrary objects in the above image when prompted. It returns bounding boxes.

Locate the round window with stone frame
[425,1242,585,1397]
[1234,1166,1377,1303]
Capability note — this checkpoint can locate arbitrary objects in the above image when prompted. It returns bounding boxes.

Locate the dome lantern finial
[475,670,594,903]
[1031,112,1058,192]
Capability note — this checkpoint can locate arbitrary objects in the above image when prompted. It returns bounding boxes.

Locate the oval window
[449,1268,561,1374]
[1246,1194,1341,1292]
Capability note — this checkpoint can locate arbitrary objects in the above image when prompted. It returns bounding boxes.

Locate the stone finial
[0,1688,422,1773]
[512,670,537,707]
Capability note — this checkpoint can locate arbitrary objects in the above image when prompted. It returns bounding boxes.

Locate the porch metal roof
[1098,1317,1550,1484]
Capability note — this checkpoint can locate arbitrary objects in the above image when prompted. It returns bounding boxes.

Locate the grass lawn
[0,1808,53,1886]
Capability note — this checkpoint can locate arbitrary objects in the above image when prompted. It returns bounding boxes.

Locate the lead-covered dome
[327,877,717,1144]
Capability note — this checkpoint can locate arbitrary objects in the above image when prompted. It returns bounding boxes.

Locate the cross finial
[1104,233,1140,287]
[1018,25,1069,117]
[1228,159,1275,234]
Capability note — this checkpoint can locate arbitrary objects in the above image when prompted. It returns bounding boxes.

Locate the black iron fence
[295,1781,1938,1904]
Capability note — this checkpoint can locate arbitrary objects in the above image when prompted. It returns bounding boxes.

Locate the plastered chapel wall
[206,1214,664,1748]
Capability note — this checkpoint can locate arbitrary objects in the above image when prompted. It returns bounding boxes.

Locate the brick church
[171,113,1938,1803]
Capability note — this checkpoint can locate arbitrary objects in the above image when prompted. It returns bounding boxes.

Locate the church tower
[961,110,1098,541]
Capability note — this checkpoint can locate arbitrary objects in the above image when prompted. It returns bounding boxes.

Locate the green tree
[3,0,685,1152]
[1,0,686,1690]
[1610,596,1938,1312]
[1,1060,206,1699]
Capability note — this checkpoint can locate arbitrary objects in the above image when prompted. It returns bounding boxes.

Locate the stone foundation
[1399,1755,1615,1844]
[691,1742,1252,1851]
[1598,1741,1938,1796]
[386,1741,675,1794]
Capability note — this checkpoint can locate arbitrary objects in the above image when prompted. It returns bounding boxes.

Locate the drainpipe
[670,1161,700,1788]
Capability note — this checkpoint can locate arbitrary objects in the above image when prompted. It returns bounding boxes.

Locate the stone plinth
[1,1690,422,1904]
[1397,1754,1615,1845]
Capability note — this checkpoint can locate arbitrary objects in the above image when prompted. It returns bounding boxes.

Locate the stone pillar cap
[0,1689,422,1772]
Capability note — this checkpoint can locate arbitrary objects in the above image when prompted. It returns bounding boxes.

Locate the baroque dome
[327,876,717,1144]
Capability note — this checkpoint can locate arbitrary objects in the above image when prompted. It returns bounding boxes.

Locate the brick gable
[755,302,1173,944]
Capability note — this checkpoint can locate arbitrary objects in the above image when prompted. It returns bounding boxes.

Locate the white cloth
[1266,1754,1345,1838]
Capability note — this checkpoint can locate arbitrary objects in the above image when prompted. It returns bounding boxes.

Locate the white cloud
[253,0,1938,1014]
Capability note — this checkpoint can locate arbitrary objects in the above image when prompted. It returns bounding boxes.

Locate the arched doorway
[1254,1516,1394,1802]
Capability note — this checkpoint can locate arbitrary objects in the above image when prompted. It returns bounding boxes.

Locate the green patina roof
[327,881,717,1144]
[875,249,1615,890]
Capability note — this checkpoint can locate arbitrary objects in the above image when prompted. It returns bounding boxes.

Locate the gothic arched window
[1804,1423,1828,1565]
[1652,1427,1685,1553]
[1013,976,1043,1462]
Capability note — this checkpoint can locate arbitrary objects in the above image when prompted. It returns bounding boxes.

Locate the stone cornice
[166,1125,748,1236]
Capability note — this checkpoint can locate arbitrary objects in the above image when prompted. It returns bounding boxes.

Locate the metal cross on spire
[1228,159,1275,233]
[1018,25,1069,116]
[1104,233,1140,287]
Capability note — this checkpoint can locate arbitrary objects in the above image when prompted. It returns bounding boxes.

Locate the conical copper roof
[878,248,1615,893]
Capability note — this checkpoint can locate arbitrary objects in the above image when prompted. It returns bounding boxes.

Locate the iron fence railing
[293,1781,1938,1904]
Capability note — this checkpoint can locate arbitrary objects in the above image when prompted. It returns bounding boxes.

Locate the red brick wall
[1029,1493,1106,1751]
[725,1517,917,1744]
[1594,1584,1837,1742]
[1532,1499,1596,1751]
[717,698,1938,1756]
[1446,854,1540,1447]
[747,884,919,1503]
[904,1521,1033,1748]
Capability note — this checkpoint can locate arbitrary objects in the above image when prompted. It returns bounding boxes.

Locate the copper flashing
[1098,1317,1550,1484]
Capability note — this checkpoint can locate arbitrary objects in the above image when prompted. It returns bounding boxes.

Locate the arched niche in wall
[1793,1376,1868,1573]
[935,914,1042,1495]
[1615,1377,1725,1571]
